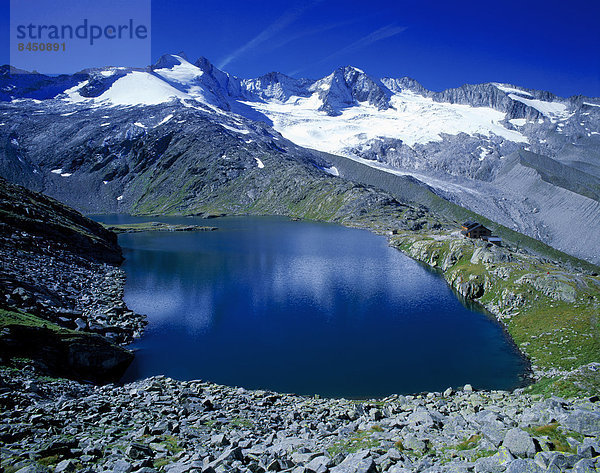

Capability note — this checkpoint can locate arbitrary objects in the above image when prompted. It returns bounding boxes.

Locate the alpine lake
[93,215,529,398]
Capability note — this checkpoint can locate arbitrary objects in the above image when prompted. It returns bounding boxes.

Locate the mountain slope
[0,54,599,263]
[0,99,439,237]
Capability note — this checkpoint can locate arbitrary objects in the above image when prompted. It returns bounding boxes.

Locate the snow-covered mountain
[1,54,599,263]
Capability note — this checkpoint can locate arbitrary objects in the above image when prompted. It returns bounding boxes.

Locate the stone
[74,318,87,330]
[473,456,504,473]
[215,446,243,464]
[502,428,537,458]
[402,434,427,453]
[369,409,383,421]
[305,456,331,473]
[480,423,506,447]
[505,459,544,473]
[330,452,377,473]
[533,451,558,469]
[126,443,154,460]
[463,384,473,393]
[55,460,75,473]
[561,409,600,436]
[443,388,453,397]
[578,440,600,458]
[166,462,197,473]
[113,460,133,473]
[406,409,435,428]
[496,446,515,465]
[386,466,410,473]
[211,434,229,447]
[291,452,320,465]
[572,458,596,473]
[546,453,579,471]
[15,466,50,473]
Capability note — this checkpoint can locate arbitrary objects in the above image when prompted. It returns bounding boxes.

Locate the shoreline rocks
[1,366,599,473]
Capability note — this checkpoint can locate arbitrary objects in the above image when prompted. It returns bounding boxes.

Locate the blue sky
[2,0,599,97]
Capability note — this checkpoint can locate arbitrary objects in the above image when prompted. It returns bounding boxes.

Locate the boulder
[502,428,538,458]
[330,452,377,473]
[54,460,75,473]
[505,459,544,473]
[561,409,600,435]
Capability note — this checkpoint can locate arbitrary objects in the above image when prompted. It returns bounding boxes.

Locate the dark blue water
[93,215,529,398]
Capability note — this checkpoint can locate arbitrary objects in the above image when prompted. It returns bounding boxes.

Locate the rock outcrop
[0,178,144,382]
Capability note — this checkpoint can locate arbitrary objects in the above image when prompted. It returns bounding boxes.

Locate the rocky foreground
[2,362,600,473]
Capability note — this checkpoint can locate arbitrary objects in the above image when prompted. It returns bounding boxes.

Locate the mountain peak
[313,65,392,116]
[152,54,189,70]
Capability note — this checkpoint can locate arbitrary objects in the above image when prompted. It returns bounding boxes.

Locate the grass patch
[153,457,173,470]
[0,308,64,331]
[229,417,253,428]
[327,430,381,457]
[38,455,61,467]
[525,423,584,453]
[472,449,497,460]
[161,435,183,454]
[455,434,481,451]
[525,371,600,398]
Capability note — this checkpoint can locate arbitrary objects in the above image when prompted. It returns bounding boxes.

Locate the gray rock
[578,440,600,458]
[15,467,50,473]
[495,446,515,466]
[402,434,427,453]
[505,459,544,473]
[406,409,435,429]
[561,409,600,435]
[113,460,133,473]
[480,423,507,447]
[292,453,320,465]
[573,458,596,473]
[126,443,154,460]
[501,428,537,458]
[546,453,579,470]
[54,460,75,473]
[385,466,410,473]
[305,456,331,473]
[215,446,244,464]
[166,463,198,473]
[463,384,473,393]
[533,451,559,469]
[473,456,504,473]
[211,434,229,447]
[330,452,377,473]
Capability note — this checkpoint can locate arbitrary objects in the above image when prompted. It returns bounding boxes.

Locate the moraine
[94,214,529,398]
